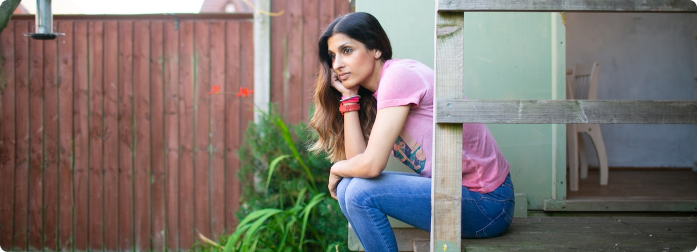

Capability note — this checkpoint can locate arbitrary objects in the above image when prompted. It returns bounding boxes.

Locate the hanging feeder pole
[26,0,64,40]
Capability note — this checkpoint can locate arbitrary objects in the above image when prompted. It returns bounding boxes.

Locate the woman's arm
[331,105,411,178]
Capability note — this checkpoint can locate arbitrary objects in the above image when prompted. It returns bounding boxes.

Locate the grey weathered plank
[436,100,697,124]
[544,199,697,211]
[350,217,697,252]
[437,0,697,12]
[433,12,465,252]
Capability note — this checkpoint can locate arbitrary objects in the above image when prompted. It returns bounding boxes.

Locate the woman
[309,12,515,251]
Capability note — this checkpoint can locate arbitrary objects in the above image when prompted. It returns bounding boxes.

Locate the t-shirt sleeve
[376,63,428,110]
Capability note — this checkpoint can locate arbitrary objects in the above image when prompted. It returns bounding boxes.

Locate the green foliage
[193,107,348,252]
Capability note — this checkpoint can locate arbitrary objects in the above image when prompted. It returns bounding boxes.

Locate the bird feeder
[25,0,63,40]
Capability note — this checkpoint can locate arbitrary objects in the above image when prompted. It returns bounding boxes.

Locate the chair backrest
[569,62,600,100]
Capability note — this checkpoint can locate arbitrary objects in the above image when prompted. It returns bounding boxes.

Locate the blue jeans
[337,172,515,252]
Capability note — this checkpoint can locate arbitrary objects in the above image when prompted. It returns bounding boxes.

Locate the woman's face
[327,33,381,91]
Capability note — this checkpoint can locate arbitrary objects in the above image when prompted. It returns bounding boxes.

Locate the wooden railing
[432,1,697,251]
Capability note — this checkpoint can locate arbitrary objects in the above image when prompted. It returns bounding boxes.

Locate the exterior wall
[566,13,697,168]
[357,1,566,209]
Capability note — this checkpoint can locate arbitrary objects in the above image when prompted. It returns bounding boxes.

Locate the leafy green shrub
[195,107,349,252]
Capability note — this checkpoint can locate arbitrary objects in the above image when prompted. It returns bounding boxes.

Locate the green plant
[195,107,349,252]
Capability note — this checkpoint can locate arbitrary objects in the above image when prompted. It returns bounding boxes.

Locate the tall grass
[194,107,348,252]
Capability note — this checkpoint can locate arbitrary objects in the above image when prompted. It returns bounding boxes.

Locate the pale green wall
[358,1,567,210]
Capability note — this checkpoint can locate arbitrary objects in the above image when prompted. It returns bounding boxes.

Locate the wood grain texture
[432,12,464,251]
[240,22,255,161]
[436,100,697,124]
[27,24,45,252]
[224,21,241,232]
[163,20,180,251]
[269,0,287,108]
[302,0,319,121]
[133,21,152,251]
[149,21,166,252]
[57,21,74,252]
[209,20,226,238]
[88,21,105,251]
[73,22,89,252]
[42,23,59,252]
[118,21,134,251]
[437,0,697,12]
[286,0,303,123]
[194,20,212,239]
[102,20,120,252]
[178,20,195,249]
[12,22,30,251]
[0,21,16,251]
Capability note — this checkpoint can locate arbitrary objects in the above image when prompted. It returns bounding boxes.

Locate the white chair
[566,62,609,191]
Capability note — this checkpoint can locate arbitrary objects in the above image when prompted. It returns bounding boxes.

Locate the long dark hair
[309,12,392,162]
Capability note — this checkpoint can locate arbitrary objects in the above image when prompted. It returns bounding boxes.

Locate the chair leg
[587,125,609,186]
[578,135,588,179]
[567,124,579,191]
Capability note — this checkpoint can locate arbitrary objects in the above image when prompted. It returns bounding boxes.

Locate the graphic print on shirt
[393,129,426,174]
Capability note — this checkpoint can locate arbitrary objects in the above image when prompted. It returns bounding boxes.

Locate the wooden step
[349,217,697,251]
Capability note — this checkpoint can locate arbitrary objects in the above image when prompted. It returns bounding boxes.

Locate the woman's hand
[328,172,343,200]
[331,70,359,97]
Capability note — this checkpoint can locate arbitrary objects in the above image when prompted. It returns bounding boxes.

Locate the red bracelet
[339,103,360,115]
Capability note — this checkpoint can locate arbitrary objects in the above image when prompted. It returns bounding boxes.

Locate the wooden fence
[0,14,256,252]
[0,0,352,250]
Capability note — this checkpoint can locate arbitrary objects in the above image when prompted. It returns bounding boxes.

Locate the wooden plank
[13,20,30,252]
[43,23,60,252]
[0,22,15,252]
[163,20,180,251]
[302,0,319,121]
[194,20,212,239]
[73,21,89,252]
[88,21,105,251]
[335,0,351,15]
[178,20,195,249]
[436,100,697,124]
[209,20,226,238]
[319,0,335,32]
[286,0,303,123]
[240,22,255,160]
[102,20,119,252]
[224,20,241,233]
[432,12,464,252]
[0,20,16,252]
[57,21,74,252]
[133,21,152,252]
[28,22,45,252]
[254,0,271,122]
[437,0,697,12]
[269,0,287,108]
[118,21,135,251]
[544,199,697,211]
[348,226,430,251]
[149,21,166,252]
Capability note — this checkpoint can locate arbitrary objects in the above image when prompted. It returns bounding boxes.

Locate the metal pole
[35,0,52,34]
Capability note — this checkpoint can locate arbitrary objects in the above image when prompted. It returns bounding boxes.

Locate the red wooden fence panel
[178,20,196,250]
[0,20,16,252]
[194,20,212,241]
[14,20,31,252]
[103,20,120,251]
[117,20,135,251]
[150,21,166,252]
[43,21,59,252]
[73,21,89,251]
[57,21,74,252]
[88,21,105,251]
[2,5,351,250]
[163,20,180,252]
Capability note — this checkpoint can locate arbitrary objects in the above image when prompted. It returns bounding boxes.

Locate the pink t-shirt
[373,59,510,193]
